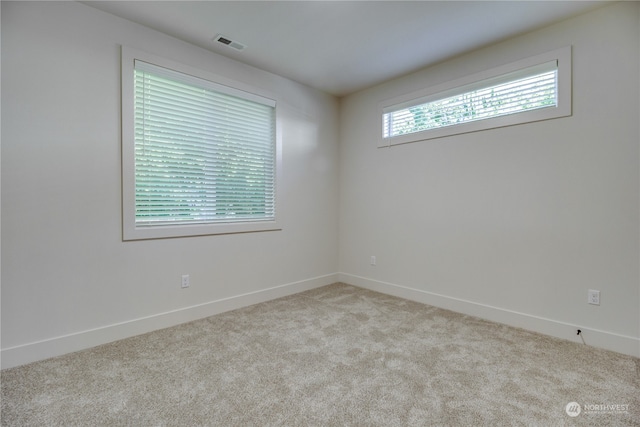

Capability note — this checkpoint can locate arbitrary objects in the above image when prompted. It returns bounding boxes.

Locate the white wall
[339,2,640,357]
[1,1,339,368]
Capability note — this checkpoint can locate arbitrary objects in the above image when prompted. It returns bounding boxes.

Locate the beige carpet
[2,283,639,426]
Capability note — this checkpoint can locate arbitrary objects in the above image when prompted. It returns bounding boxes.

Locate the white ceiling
[84,1,608,97]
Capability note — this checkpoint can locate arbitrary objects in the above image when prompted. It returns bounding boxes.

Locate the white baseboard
[4,272,637,369]
[339,273,640,358]
[1,273,338,370]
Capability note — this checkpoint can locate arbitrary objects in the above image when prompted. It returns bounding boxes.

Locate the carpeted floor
[2,283,639,426]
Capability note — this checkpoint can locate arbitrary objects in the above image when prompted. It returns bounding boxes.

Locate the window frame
[121,46,282,240]
[379,46,572,147]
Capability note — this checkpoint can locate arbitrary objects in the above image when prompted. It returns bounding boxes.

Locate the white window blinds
[133,60,276,228]
[383,61,558,139]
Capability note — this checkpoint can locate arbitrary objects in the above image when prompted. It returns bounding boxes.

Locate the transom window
[380,46,572,147]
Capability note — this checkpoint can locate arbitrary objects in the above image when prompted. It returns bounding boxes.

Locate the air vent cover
[213,34,246,51]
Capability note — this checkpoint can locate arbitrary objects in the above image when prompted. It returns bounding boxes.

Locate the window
[380,46,571,147]
[122,47,281,240]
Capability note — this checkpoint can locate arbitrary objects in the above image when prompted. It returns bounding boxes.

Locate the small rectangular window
[122,47,281,240]
[380,46,571,146]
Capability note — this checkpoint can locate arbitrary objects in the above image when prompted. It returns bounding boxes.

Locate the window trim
[379,46,572,147]
[121,46,282,240]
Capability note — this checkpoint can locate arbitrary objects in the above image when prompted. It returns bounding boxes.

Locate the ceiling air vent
[213,34,246,51]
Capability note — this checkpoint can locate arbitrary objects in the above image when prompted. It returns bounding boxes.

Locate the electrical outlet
[181,274,190,289]
[587,289,600,305]
[370,256,376,266]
